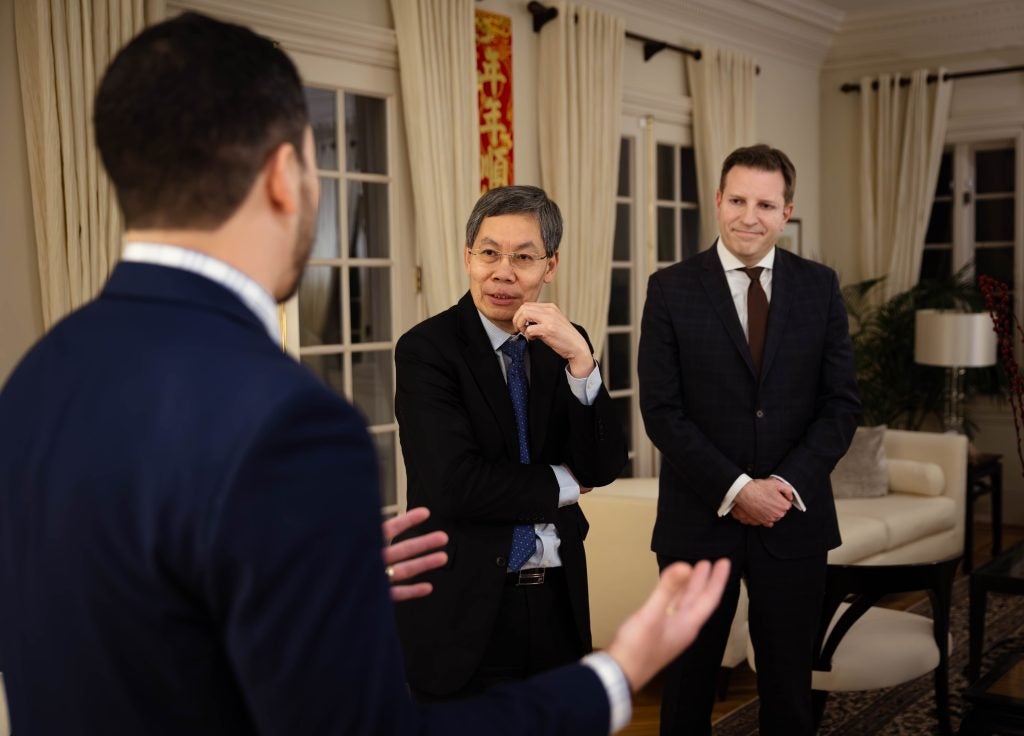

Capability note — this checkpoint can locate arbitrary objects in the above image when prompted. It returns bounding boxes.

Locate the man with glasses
[394,185,628,701]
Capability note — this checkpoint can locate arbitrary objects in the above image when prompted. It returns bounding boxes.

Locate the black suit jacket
[394,292,628,696]
[0,265,615,735]
[638,246,861,561]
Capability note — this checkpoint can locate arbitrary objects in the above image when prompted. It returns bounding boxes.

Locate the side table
[965,453,1003,574]
[968,540,1024,683]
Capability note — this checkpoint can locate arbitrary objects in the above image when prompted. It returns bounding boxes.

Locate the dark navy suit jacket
[0,263,611,735]
[639,245,861,560]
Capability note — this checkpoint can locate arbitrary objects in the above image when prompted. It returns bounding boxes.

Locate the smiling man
[638,145,861,735]
[394,185,628,701]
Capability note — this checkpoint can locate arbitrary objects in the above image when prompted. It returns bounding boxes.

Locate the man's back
[0,263,404,734]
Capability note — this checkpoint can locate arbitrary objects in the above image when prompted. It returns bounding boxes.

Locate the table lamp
[914,309,997,433]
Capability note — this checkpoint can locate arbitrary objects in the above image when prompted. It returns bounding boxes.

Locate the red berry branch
[979,274,1024,475]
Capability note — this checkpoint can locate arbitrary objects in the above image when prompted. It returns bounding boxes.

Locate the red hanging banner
[475,9,513,193]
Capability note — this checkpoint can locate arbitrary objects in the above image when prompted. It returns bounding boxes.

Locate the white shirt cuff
[770,474,806,511]
[717,473,752,517]
[565,361,602,406]
[551,464,581,507]
[581,651,632,734]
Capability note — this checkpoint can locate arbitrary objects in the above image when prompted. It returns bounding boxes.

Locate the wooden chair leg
[716,666,732,701]
[812,689,828,731]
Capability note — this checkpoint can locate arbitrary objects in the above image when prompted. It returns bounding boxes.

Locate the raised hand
[382,507,448,603]
[605,558,731,692]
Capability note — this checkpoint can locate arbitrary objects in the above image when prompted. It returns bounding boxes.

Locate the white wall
[0,0,44,384]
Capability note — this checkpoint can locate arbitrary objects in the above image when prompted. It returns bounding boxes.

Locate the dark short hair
[719,144,796,204]
[464,185,563,257]
[94,12,308,230]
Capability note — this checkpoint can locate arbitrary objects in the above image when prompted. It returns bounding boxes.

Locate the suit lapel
[699,247,758,378]
[455,294,520,460]
[762,249,793,381]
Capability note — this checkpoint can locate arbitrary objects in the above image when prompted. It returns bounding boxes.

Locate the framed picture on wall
[778,218,802,255]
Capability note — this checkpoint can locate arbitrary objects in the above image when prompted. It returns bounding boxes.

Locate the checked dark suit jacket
[0,263,617,735]
[394,292,628,697]
[638,245,861,561]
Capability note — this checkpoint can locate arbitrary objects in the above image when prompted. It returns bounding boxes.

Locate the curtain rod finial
[526,1,558,33]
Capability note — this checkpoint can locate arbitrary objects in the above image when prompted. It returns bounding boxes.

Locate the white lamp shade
[914,310,997,368]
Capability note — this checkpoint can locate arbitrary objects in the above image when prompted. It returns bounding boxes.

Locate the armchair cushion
[832,425,889,498]
[888,458,945,496]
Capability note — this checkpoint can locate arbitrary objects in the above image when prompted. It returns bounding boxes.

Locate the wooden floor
[620,522,1024,736]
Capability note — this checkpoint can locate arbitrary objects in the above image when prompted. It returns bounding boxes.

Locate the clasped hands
[731,477,794,528]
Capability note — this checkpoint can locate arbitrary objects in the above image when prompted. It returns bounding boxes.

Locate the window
[295,86,401,511]
[922,141,1019,315]
[602,110,700,478]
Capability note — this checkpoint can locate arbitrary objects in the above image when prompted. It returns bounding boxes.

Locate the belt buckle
[516,568,545,586]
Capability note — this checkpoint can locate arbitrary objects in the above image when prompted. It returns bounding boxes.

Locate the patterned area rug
[712,577,1024,735]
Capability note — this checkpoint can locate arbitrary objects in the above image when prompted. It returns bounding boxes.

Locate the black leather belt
[506,567,562,586]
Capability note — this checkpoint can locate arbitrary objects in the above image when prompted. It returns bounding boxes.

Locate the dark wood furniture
[813,557,961,736]
[966,453,1003,573]
[969,540,1024,683]
[959,650,1024,735]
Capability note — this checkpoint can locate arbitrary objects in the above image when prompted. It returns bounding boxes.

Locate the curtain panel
[15,0,162,330]
[390,0,478,317]
[686,45,756,250]
[859,69,952,300]
[537,1,624,358]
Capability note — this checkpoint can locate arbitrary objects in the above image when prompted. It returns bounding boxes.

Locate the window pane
[976,148,1014,194]
[925,201,951,244]
[656,144,674,201]
[681,208,700,260]
[374,432,398,507]
[613,203,631,261]
[305,87,338,171]
[607,333,632,390]
[608,268,630,326]
[657,207,676,262]
[976,246,1014,289]
[618,138,631,197]
[935,151,953,197]
[311,178,340,260]
[302,353,344,396]
[298,266,341,346]
[612,396,633,454]
[919,248,952,281]
[351,350,394,426]
[976,199,1014,242]
[680,147,698,203]
[348,181,389,258]
[349,267,391,343]
[344,94,387,174]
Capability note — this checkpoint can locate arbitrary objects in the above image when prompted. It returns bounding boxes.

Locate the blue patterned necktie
[500,336,538,571]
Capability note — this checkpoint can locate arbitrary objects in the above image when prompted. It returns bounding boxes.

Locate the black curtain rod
[840,64,1024,93]
[526,1,764,70]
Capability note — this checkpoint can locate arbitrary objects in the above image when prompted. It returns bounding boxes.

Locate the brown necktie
[743,267,768,376]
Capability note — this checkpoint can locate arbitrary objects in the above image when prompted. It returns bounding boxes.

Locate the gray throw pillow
[831,425,889,499]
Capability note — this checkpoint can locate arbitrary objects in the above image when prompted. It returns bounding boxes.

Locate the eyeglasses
[468,248,551,270]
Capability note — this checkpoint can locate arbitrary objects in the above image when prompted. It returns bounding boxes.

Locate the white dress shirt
[713,239,806,517]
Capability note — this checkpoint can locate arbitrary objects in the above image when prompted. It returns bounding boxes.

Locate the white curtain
[537,2,623,358]
[860,69,953,300]
[686,45,756,249]
[15,0,162,330]
[390,0,478,317]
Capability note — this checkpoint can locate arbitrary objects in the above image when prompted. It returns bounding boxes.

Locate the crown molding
[165,0,398,69]
[825,0,1024,71]
[591,0,843,69]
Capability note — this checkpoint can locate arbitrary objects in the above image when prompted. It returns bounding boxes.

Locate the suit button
[496,556,507,568]
[746,465,753,473]
[755,409,764,418]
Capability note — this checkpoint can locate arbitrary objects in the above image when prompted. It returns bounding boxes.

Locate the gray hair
[464,185,563,257]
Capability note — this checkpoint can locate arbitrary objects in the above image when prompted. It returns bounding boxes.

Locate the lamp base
[943,365,966,434]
